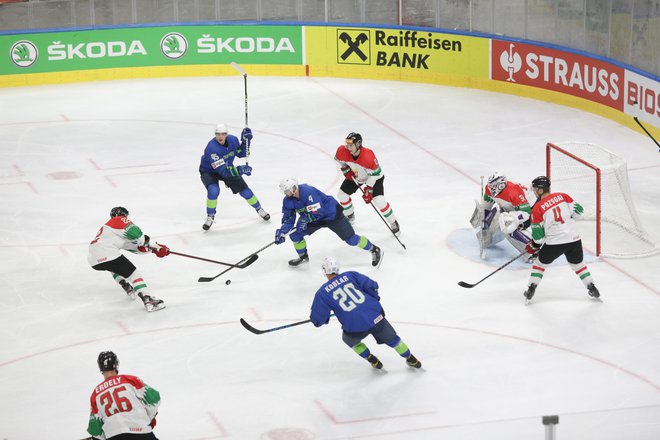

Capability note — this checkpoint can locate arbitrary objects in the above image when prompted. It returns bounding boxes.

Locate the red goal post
[546,142,659,258]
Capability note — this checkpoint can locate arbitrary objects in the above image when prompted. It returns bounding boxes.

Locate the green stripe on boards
[357,236,369,249]
[352,342,368,355]
[207,199,218,209]
[531,272,544,279]
[580,272,591,280]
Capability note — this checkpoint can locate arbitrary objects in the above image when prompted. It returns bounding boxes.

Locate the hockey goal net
[546,141,659,258]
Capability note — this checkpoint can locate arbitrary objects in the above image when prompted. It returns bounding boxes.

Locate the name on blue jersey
[324,275,349,293]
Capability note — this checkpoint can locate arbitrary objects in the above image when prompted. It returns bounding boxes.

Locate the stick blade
[198,276,215,283]
[457,281,475,289]
[239,318,265,335]
[237,253,258,269]
[230,61,246,76]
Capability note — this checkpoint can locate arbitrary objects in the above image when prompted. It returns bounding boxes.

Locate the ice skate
[366,354,383,369]
[288,253,309,267]
[139,294,166,312]
[371,245,383,268]
[390,220,400,236]
[587,283,601,299]
[406,354,422,368]
[202,215,215,231]
[256,207,271,221]
[346,212,355,225]
[119,279,136,300]
[523,284,537,304]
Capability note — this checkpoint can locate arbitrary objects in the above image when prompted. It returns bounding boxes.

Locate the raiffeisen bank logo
[499,43,522,82]
[160,33,188,59]
[337,29,370,65]
[10,40,38,68]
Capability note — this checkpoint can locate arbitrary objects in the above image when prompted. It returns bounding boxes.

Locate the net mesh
[547,141,659,258]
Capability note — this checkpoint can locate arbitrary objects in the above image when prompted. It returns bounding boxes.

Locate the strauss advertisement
[491,39,624,111]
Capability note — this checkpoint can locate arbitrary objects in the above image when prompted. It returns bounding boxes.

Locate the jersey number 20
[332,283,365,312]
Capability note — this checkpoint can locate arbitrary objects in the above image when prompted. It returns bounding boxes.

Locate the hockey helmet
[345,132,362,149]
[487,172,507,197]
[321,257,340,275]
[110,206,129,218]
[214,123,228,134]
[279,177,298,195]
[97,351,119,372]
[531,175,551,192]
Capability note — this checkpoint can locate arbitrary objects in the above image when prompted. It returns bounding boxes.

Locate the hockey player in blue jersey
[198,123,270,230]
[310,257,421,369]
[274,177,383,267]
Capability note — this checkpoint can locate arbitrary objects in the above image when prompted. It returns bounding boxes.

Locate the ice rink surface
[1,75,659,439]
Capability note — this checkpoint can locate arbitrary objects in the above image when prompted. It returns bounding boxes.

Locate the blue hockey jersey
[280,183,340,231]
[199,134,247,177]
[310,271,383,333]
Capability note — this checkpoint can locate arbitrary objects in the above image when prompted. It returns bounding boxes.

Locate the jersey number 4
[552,206,565,224]
[99,385,133,417]
[332,283,366,312]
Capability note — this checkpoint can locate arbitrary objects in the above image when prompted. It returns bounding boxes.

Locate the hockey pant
[92,255,151,296]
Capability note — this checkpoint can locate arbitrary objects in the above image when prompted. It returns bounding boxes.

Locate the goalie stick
[230,61,250,164]
[351,177,406,250]
[168,250,257,268]
[458,251,527,288]
[240,314,335,335]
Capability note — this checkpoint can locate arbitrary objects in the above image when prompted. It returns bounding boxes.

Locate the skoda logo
[10,40,38,68]
[160,33,188,59]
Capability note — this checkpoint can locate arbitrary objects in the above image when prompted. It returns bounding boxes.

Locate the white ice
[1,76,659,440]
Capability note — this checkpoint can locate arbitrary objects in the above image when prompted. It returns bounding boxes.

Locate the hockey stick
[168,250,257,269]
[352,177,406,250]
[633,116,660,151]
[240,314,335,335]
[458,251,527,288]
[230,61,250,164]
[197,232,291,283]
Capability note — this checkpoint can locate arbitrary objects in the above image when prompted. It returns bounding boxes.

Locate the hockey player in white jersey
[87,351,160,439]
[522,176,600,303]
[88,207,168,312]
[470,172,534,258]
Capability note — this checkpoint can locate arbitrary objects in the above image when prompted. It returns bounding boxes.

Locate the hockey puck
[225,279,231,285]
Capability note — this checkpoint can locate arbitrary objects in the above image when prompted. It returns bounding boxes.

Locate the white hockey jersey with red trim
[334,145,383,187]
[88,216,146,266]
[530,192,581,245]
[87,374,160,439]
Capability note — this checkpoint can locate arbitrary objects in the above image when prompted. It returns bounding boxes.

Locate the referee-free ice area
[1,76,659,439]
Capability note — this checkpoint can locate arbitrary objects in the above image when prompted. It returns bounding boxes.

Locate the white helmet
[321,257,340,275]
[487,171,507,197]
[214,123,228,134]
[279,177,298,195]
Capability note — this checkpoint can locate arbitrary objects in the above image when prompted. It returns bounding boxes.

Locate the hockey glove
[295,218,309,234]
[340,165,355,180]
[137,235,150,253]
[362,186,374,204]
[151,243,170,258]
[275,229,287,244]
[237,165,252,176]
[224,165,240,177]
[483,207,497,230]
[525,241,541,257]
[241,127,253,145]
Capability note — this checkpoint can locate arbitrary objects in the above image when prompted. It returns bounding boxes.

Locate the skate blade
[145,303,166,312]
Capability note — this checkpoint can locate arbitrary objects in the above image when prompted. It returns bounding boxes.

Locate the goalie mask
[487,172,507,197]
